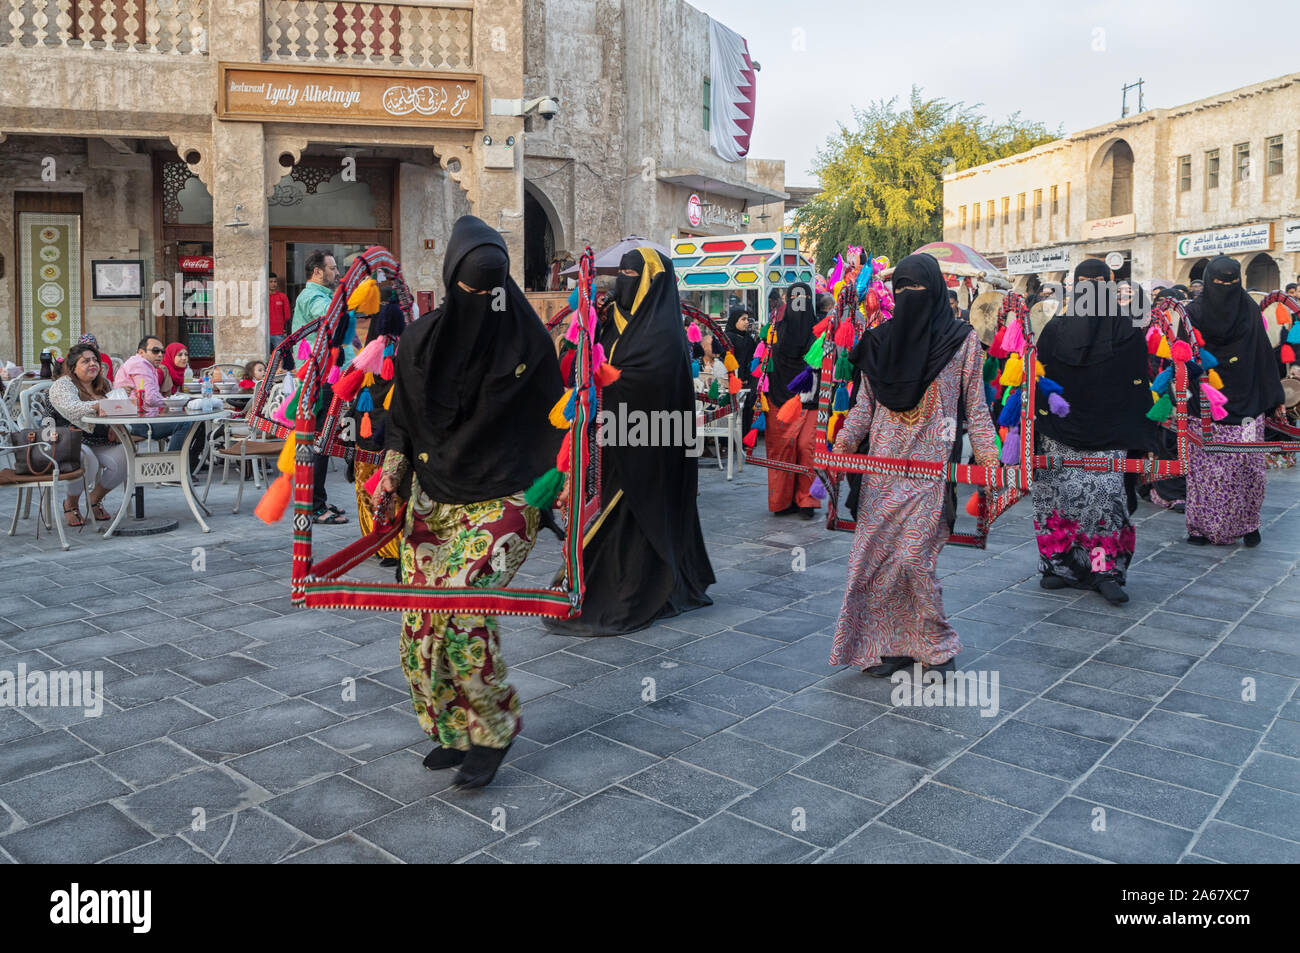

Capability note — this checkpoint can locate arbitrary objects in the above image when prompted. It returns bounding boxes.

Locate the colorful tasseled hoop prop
[244,245,604,619]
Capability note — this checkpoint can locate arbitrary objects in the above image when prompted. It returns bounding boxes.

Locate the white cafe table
[80,408,231,537]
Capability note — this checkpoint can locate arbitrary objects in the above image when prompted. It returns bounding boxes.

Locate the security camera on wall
[536,97,559,120]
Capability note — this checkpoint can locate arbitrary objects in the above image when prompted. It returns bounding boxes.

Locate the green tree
[795,87,1059,273]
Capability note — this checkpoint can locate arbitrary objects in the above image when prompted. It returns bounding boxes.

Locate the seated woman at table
[161,343,189,396]
[49,342,128,526]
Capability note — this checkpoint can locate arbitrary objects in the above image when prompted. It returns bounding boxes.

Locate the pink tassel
[326,365,340,385]
[565,315,582,344]
[754,342,767,361]
[1171,340,1193,364]
[593,342,606,368]
[759,375,769,393]
[1202,383,1229,420]
[296,339,311,360]
[353,337,386,374]
[1002,319,1026,354]
[687,323,702,343]
[363,468,383,497]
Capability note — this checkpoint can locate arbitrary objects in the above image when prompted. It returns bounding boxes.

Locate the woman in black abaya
[725,304,758,434]
[377,215,562,789]
[545,247,715,636]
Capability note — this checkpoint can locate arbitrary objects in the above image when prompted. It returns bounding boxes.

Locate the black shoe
[1243,530,1261,548]
[1039,574,1068,590]
[922,658,956,674]
[379,557,399,568]
[453,743,511,789]
[1186,534,1210,546]
[423,746,467,771]
[1172,502,1186,514]
[863,656,912,678]
[798,506,816,520]
[772,504,800,517]
[1096,579,1130,605]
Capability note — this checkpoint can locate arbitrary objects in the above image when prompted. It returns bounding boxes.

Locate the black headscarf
[725,306,757,384]
[600,248,703,572]
[850,254,969,413]
[386,215,562,503]
[1186,255,1284,424]
[768,282,816,406]
[1035,259,1159,452]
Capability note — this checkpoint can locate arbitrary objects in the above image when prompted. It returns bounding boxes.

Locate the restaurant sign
[1176,223,1273,259]
[1080,214,1136,240]
[1006,246,1071,275]
[217,62,483,130]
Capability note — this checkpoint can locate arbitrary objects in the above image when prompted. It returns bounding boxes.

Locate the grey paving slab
[0,728,100,783]
[1033,797,1192,863]
[0,760,132,825]
[0,803,153,863]
[228,737,360,795]
[642,811,816,863]
[511,731,658,795]
[1075,767,1220,830]
[675,731,801,787]
[675,673,791,717]
[515,695,613,746]
[183,807,314,863]
[793,745,926,804]
[970,719,1110,781]
[118,766,269,837]
[729,773,879,848]
[1190,821,1300,864]
[882,782,1038,861]
[103,837,215,864]
[436,766,577,833]
[356,798,503,863]
[819,822,981,864]
[173,698,341,761]
[262,774,402,841]
[619,758,750,818]
[1214,780,1300,841]
[841,714,973,771]
[97,740,207,790]
[282,834,399,864]
[933,754,1070,814]
[729,707,850,757]
[308,707,427,762]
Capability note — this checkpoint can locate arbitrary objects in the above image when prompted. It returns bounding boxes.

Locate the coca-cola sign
[179,256,214,273]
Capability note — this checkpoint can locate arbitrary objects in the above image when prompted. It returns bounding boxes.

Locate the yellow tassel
[1034,359,1046,379]
[362,372,375,389]
[1156,337,1171,360]
[1208,368,1224,390]
[383,387,393,411]
[723,351,738,373]
[999,354,1024,388]
[549,389,572,429]
[276,434,295,476]
[760,394,770,413]
[347,277,381,316]
[827,411,843,445]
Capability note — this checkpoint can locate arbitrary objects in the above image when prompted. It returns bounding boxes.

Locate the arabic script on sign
[382,84,472,118]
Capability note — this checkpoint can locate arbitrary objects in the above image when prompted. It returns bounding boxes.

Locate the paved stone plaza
[1,455,1298,864]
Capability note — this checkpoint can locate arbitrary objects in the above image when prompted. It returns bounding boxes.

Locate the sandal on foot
[312,508,348,525]
[423,746,467,771]
[1243,530,1261,547]
[1039,574,1068,590]
[91,503,112,522]
[1097,579,1130,605]
[1186,534,1210,546]
[63,502,85,528]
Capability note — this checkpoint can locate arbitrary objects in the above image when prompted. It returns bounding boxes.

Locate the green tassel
[803,332,826,368]
[833,353,853,382]
[1146,394,1173,423]
[708,378,719,401]
[524,467,565,508]
[982,355,998,383]
[283,387,301,420]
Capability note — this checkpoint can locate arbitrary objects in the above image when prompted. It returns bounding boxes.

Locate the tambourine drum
[1263,301,1292,348]
[969,291,1003,345]
[1027,299,1059,339]
[1283,378,1300,409]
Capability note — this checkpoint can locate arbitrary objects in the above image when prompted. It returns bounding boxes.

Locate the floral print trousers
[397,487,539,751]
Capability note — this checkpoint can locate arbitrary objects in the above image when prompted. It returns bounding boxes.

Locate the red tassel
[255,473,293,524]
[1193,328,1205,347]
[834,321,856,348]
[360,413,372,439]
[965,492,982,517]
[989,326,1008,358]
[1171,340,1193,363]
[1282,344,1296,363]
[332,367,366,403]
[363,468,382,496]
[595,363,622,387]
[556,430,572,473]
[559,350,575,382]
[742,429,758,450]
[812,316,830,338]
[381,356,394,381]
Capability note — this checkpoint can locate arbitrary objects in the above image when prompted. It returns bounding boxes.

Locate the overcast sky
[691,0,1297,188]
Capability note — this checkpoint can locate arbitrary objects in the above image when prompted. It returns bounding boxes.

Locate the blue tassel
[1151,367,1173,395]
[833,386,849,412]
[384,342,395,358]
[788,367,813,393]
[356,390,373,412]
[997,389,1022,427]
[749,356,762,375]
[568,286,580,310]
[1198,348,1218,369]
[563,384,577,421]
[984,382,996,406]
[691,359,700,378]
[1037,377,1064,397]
[1288,325,1300,346]
[754,413,766,432]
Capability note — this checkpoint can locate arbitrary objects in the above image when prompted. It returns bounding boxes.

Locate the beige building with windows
[942,71,1300,293]
[0,0,785,370]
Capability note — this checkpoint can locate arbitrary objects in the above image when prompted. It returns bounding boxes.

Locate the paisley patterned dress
[382,450,539,750]
[1186,415,1267,544]
[829,331,999,668]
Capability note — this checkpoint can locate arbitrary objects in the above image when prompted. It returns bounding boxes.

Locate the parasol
[561,236,673,276]
[881,241,1011,289]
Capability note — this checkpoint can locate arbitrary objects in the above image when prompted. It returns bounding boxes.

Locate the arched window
[1244,253,1280,293]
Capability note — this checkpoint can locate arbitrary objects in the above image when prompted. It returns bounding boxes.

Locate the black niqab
[1186,255,1284,424]
[1036,259,1159,452]
[725,306,757,383]
[850,254,969,413]
[385,215,562,503]
[768,282,816,406]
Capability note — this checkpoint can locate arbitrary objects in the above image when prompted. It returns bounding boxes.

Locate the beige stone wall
[943,72,1300,285]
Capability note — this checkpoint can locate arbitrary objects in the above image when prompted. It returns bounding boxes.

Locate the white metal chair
[0,396,84,550]
[696,387,748,481]
[206,379,286,513]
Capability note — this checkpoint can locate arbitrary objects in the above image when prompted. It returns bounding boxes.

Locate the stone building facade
[0,0,785,369]
[942,72,1300,293]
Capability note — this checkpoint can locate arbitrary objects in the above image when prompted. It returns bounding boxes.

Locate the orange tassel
[728,373,742,395]
[965,492,982,517]
[777,395,802,424]
[360,413,372,439]
[595,363,622,387]
[255,473,293,524]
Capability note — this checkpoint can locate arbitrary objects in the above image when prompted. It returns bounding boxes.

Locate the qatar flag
[708,19,755,163]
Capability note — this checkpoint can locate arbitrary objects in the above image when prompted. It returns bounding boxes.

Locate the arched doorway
[1188,258,1209,282]
[1244,253,1280,292]
[1088,139,1134,220]
[523,189,554,291]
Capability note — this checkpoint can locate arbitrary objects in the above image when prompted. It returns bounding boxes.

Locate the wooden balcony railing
[263,0,472,70]
[1,0,208,54]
